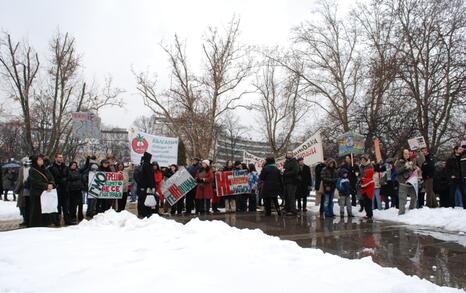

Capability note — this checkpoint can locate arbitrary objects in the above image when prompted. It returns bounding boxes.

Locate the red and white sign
[215,170,249,197]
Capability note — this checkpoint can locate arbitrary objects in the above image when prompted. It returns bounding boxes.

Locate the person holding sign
[28,155,56,227]
[395,149,418,215]
[135,152,156,218]
[195,160,214,215]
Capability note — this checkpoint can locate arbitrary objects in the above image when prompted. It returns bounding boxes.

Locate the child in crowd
[336,168,353,218]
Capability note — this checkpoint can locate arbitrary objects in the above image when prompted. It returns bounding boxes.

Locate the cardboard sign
[374,138,383,163]
[161,168,197,206]
[72,112,101,140]
[128,128,178,167]
[88,172,124,199]
[215,170,249,197]
[337,132,365,157]
[408,136,427,151]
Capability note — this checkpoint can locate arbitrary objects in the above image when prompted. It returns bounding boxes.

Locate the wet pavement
[175,211,466,289]
[1,204,465,289]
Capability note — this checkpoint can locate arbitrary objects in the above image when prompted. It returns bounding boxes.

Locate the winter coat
[154,170,164,199]
[360,167,375,200]
[314,162,326,190]
[321,165,337,192]
[421,154,435,180]
[433,165,449,194]
[336,177,351,197]
[340,163,358,190]
[187,163,200,178]
[395,159,415,184]
[283,158,299,185]
[445,154,464,183]
[15,166,30,209]
[248,171,259,193]
[296,164,312,198]
[28,167,56,197]
[3,169,18,190]
[48,162,70,189]
[136,152,155,190]
[195,168,214,200]
[68,169,84,192]
[259,164,283,198]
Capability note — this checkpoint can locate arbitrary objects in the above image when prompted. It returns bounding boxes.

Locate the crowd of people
[1,144,465,227]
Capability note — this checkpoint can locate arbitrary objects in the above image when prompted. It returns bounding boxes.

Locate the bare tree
[220,111,248,161]
[136,17,251,159]
[253,60,308,157]
[0,34,39,154]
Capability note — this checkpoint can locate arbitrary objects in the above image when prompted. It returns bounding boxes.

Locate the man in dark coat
[259,157,282,216]
[421,148,437,208]
[314,160,326,215]
[340,155,358,206]
[296,158,312,212]
[136,152,156,218]
[283,151,299,216]
[185,157,200,215]
[48,153,72,225]
[445,146,465,208]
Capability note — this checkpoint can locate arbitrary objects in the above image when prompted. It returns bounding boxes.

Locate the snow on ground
[0,210,462,293]
[0,199,21,221]
[309,204,466,233]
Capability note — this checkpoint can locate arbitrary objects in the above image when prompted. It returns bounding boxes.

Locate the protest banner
[161,168,197,206]
[407,136,427,151]
[374,138,383,162]
[292,132,324,166]
[128,128,178,166]
[337,132,365,157]
[88,171,124,199]
[72,112,101,140]
[215,169,249,197]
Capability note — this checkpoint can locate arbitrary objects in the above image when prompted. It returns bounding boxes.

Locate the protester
[341,154,358,206]
[395,149,418,215]
[195,160,213,215]
[49,153,71,225]
[372,163,383,210]
[235,161,248,212]
[296,158,312,212]
[445,146,465,208]
[434,161,450,207]
[116,162,129,212]
[420,148,437,208]
[211,162,221,214]
[314,160,326,216]
[380,158,397,209]
[185,157,200,215]
[247,163,259,212]
[224,160,236,213]
[360,165,375,220]
[81,156,99,218]
[259,157,282,216]
[153,162,164,213]
[28,154,55,227]
[68,161,84,223]
[3,168,18,201]
[96,159,113,213]
[283,151,299,216]
[321,158,337,218]
[358,155,373,212]
[336,168,353,218]
[136,152,156,218]
[15,157,31,226]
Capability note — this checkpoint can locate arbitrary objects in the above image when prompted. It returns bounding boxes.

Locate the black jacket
[48,162,69,189]
[68,169,84,191]
[321,166,337,191]
[283,158,299,185]
[28,167,55,196]
[421,154,435,180]
[136,152,155,190]
[445,154,463,183]
[314,162,326,190]
[433,165,449,194]
[296,164,312,198]
[259,164,283,198]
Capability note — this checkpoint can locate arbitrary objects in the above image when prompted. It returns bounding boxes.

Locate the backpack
[336,178,344,192]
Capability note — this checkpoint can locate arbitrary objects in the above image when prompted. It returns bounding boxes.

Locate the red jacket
[361,167,375,200]
[195,168,214,200]
[154,171,164,201]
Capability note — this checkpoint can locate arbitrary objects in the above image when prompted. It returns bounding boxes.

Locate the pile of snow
[310,205,466,233]
[0,210,461,293]
[0,200,21,221]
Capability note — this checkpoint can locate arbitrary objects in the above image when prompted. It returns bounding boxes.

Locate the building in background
[213,132,271,166]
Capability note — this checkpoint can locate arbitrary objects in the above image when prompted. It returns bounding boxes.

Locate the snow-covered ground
[0,210,462,293]
[0,199,21,221]
[310,204,466,233]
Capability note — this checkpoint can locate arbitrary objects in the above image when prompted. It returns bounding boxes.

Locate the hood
[325,158,337,168]
[142,152,152,164]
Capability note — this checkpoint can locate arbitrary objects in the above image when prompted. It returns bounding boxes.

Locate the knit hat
[202,160,210,166]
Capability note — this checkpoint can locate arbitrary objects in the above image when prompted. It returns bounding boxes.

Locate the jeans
[323,191,334,217]
[338,195,352,216]
[372,188,382,210]
[454,187,464,207]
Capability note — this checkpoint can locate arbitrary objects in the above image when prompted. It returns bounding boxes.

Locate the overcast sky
[0,0,352,138]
